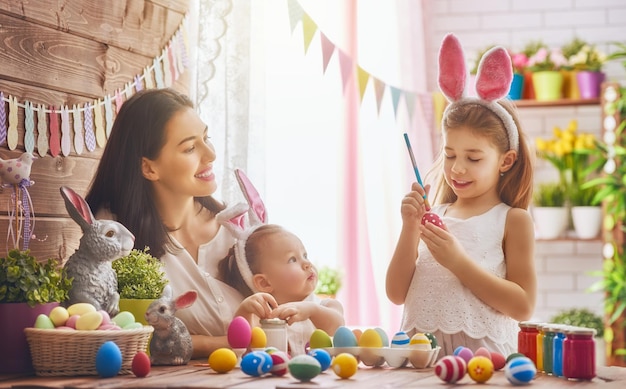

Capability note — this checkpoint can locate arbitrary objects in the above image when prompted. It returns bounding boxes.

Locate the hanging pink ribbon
[0,92,6,145]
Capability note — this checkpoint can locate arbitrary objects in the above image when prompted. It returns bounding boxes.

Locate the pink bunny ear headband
[439,33,519,152]
[216,169,268,293]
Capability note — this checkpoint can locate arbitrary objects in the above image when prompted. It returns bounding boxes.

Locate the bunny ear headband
[439,33,519,152]
[216,169,268,293]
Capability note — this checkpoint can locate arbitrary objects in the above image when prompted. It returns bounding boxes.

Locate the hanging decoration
[0,152,36,251]
[0,15,190,157]
[286,0,434,124]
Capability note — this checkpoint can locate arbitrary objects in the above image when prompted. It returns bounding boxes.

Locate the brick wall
[426,0,626,321]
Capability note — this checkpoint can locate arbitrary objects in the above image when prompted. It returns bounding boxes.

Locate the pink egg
[227,316,252,348]
[491,351,506,370]
[454,346,474,363]
[98,310,112,324]
[65,314,80,329]
[474,346,492,360]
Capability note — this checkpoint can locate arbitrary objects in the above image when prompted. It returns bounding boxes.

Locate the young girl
[386,34,536,357]
[217,170,344,355]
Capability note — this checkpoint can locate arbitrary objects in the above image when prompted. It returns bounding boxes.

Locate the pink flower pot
[576,71,605,99]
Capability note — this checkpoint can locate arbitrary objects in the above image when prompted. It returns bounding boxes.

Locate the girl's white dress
[285,293,320,356]
[161,226,244,336]
[400,202,518,357]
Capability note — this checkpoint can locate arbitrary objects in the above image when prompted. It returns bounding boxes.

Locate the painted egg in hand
[421,212,445,229]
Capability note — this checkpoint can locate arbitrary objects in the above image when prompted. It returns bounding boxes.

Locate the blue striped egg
[240,351,273,377]
[390,331,410,348]
[505,356,536,385]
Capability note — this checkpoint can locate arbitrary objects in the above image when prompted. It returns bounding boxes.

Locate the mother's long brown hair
[85,88,225,258]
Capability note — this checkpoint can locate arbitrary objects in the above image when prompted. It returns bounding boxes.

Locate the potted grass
[0,249,72,374]
[550,308,605,365]
[112,247,168,325]
[532,182,568,239]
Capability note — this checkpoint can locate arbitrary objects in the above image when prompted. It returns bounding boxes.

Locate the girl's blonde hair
[428,99,534,209]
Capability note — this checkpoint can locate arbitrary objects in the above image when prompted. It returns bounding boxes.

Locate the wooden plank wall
[0,0,190,262]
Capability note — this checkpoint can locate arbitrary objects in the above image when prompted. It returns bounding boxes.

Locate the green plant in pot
[550,308,604,338]
[112,247,168,325]
[532,182,569,239]
[315,266,342,298]
[0,249,72,374]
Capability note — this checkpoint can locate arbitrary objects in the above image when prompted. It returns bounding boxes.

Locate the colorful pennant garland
[287,0,434,123]
[0,15,190,157]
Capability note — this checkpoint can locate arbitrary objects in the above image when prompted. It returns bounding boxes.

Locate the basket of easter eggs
[24,303,153,376]
[310,326,440,369]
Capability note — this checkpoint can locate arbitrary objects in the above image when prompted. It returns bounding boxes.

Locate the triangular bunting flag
[357,66,370,102]
[390,86,403,119]
[320,32,335,74]
[287,0,304,33]
[301,13,317,54]
[338,49,354,93]
[372,77,386,114]
[404,91,416,121]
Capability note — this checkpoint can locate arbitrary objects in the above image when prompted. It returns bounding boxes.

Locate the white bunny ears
[216,169,268,293]
[439,33,519,152]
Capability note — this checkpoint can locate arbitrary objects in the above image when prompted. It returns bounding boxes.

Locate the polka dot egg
[409,333,431,351]
[505,356,536,385]
[391,331,410,348]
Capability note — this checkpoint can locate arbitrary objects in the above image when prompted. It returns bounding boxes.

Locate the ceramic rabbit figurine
[145,286,198,365]
[60,186,135,316]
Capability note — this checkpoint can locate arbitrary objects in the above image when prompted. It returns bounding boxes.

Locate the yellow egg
[409,333,431,351]
[309,329,333,349]
[209,348,237,373]
[76,311,103,330]
[358,328,383,348]
[48,306,69,327]
[67,302,96,317]
[331,352,358,379]
[250,327,267,348]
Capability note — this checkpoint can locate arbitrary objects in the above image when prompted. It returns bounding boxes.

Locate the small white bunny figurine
[60,186,135,316]
[145,285,198,365]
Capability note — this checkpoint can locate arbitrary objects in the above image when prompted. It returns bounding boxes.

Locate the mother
[86,88,271,357]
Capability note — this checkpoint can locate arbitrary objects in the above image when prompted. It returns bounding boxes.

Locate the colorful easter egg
[308,349,332,371]
[76,311,104,330]
[467,356,494,383]
[435,355,467,384]
[333,326,358,347]
[209,348,237,373]
[391,331,411,348]
[112,311,135,329]
[474,346,492,360]
[453,346,474,363]
[374,327,389,347]
[505,356,536,385]
[250,326,267,349]
[269,351,290,376]
[309,328,333,349]
[424,332,438,349]
[491,351,506,370]
[288,354,321,382]
[421,212,445,229]
[409,333,431,351]
[240,351,272,377]
[65,314,79,329]
[331,352,358,379]
[359,328,383,348]
[264,346,279,355]
[131,351,151,377]
[227,316,252,349]
[95,341,122,378]
[34,313,55,329]
[506,352,526,364]
[352,328,362,342]
[67,302,96,317]
[48,306,69,327]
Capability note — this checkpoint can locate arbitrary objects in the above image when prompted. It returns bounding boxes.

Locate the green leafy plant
[550,308,604,338]
[0,249,72,307]
[569,185,601,207]
[533,182,567,207]
[112,247,168,299]
[315,266,342,297]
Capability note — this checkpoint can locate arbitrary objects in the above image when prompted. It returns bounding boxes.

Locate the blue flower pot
[507,73,524,100]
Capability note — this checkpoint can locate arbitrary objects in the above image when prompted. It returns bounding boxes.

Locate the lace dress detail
[400,203,518,350]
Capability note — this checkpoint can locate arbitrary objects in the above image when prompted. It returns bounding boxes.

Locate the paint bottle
[552,325,567,378]
[542,324,557,374]
[563,326,596,380]
[536,323,545,372]
[260,318,288,352]
[518,321,539,365]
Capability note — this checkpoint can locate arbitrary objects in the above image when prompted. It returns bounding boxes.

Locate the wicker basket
[24,326,153,376]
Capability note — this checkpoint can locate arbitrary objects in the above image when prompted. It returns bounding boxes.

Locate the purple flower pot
[0,302,58,374]
[576,71,605,99]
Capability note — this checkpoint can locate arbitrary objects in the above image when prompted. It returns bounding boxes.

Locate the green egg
[309,329,333,349]
[506,352,526,363]
[424,332,438,349]
[112,311,135,328]
[34,313,55,329]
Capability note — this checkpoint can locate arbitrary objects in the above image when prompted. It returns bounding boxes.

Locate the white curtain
[194,0,433,336]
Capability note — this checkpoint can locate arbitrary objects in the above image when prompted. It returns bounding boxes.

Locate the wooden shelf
[513,98,600,107]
